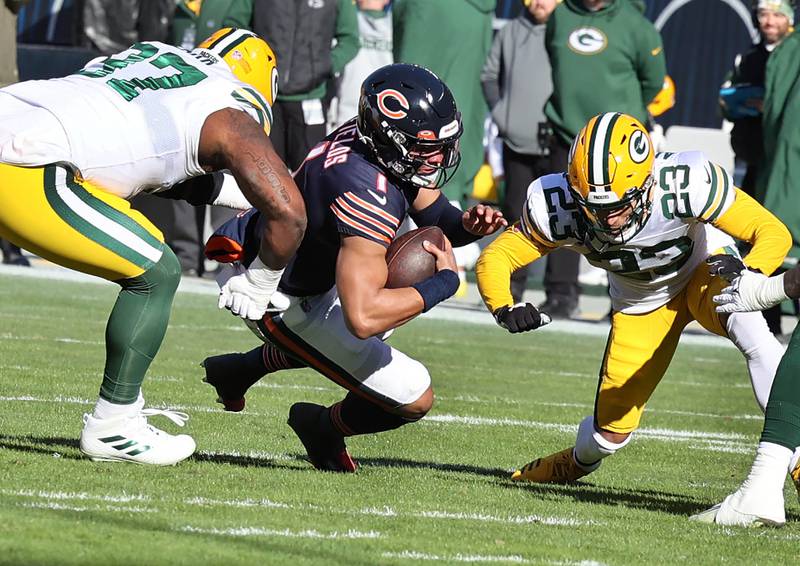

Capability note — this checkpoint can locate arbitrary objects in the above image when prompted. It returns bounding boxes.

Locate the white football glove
[218,257,284,321]
[713,271,788,313]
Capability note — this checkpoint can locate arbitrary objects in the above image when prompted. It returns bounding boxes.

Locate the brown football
[385,226,446,289]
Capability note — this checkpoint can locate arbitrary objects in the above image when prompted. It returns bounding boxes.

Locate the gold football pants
[0,163,164,281]
[596,264,727,433]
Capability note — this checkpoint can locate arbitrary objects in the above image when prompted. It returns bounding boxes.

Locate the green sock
[760,326,800,451]
[99,247,181,404]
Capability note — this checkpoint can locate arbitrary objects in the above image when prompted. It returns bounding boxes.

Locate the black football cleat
[201,353,252,412]
[287,402,357,473]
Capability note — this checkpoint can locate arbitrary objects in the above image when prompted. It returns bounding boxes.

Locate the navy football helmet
[357,63,462,189]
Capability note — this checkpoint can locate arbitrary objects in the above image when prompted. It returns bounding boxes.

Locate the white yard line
[19,502,152,513]
[3,489,148,503]
[416,510,593,527]
[4,489,594,529]
[183,495,592,527]
[382,551,607,565]
[178,525,381,539]
[382,551,531,564]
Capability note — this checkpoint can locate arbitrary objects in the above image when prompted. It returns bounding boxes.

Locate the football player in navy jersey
[202,63,507,471]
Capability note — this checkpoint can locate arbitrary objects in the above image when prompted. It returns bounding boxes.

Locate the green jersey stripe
[521,210,553,246]
[707,166,730,222]
[241,86,273,125]
[699,163,719,219]
[43,167,155,270]
[233,92,266,127]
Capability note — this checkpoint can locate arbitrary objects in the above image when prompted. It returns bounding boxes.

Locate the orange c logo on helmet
[377,89,409,120]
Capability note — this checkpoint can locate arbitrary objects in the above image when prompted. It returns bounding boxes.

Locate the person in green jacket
[393,0,495,207]
[756,27,800,259]
[172,0,252,50]
[537,0,666,319]
[392,0,495,293]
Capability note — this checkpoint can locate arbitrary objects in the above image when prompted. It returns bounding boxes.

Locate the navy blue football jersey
[207,120,421,297]
[283,119,420,295]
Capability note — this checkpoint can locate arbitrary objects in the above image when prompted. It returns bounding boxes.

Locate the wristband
[758,272,789,308]
[246,256,285,294]
[411,269,460,312]
[212,172,253,210]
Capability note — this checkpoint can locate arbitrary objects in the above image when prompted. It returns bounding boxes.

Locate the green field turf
[0,274,797,565]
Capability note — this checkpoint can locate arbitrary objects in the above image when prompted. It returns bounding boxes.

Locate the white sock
[92,391,144,420]
[740,441,792,496]
[573,415,631,471]
[725,311,785,412]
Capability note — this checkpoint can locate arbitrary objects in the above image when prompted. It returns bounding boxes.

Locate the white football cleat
[691,488,785,527]
[80,408,196,466]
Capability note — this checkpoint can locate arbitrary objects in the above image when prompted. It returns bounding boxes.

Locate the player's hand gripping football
[217,257,284,321]
[462,204,507,236]
[493,303,552,333]
[421,236,458,274]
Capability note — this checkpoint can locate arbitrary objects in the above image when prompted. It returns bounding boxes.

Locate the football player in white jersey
[476,112,790,486]
[0,29,306,465]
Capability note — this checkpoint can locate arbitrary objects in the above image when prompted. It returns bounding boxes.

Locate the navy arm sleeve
[410,192,481,247]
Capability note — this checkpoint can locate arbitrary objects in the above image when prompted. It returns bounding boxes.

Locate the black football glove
[706,254,749,282]
[493,303,552,333]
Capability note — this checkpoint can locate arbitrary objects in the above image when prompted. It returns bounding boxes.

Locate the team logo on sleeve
[567,28,607,55]
[628,130,651,164]
[377,89,410,119]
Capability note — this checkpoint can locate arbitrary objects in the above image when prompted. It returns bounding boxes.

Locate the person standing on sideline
[720,0,795,336]
[481,0,558,303]
[393,0,496,292]
[539,0,666,318]
[252,0,359,172]
[328,0,393,131]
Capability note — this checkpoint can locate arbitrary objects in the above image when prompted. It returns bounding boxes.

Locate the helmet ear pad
[196,28,279,107]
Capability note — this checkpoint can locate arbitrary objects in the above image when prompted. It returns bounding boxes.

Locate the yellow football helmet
[567,112,655,242]
[196,28,279,108]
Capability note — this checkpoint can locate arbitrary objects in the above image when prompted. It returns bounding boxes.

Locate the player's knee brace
[573,415,632,472]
